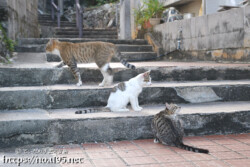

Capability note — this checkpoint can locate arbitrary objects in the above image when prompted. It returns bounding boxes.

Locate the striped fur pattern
[75,107,110,114]
[151,103,209,154]
[45,39,135,87]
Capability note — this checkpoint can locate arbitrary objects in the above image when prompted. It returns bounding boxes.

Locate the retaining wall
[153,6,250,61]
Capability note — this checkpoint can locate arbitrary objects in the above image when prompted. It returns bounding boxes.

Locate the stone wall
[5,0,39,40]
[153,6,250,61]
[0,0,8,29]
[83,3,119,29]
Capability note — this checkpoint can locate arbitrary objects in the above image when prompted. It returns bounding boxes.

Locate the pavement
[0,133,249,167]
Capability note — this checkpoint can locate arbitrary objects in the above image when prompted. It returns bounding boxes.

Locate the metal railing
[75,0,83,38]
[51,0,61,28]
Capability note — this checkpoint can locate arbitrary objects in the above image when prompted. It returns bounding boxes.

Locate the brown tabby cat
[151,103,209,154]
[45,39,135,86]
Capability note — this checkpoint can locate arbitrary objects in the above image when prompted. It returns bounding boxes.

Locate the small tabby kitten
[151,103,209,154]
[75,71,151,113]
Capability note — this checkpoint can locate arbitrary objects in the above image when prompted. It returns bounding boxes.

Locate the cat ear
[143,70,151,77]
[51,39,58,45]
[165,103,171,110]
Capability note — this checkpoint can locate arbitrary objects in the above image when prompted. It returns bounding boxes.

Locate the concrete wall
[120,0,132,39]
[153,6,250,61]
[130,0,141,39]
[6,0,39,40]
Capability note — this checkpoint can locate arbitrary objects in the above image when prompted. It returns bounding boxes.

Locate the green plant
[134,0,165,28]
[134,5,147,28]
[143,0,165,18]
[0,23,15,53]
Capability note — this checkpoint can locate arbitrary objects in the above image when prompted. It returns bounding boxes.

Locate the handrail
[75,0,83,38]
[51,0,61,28]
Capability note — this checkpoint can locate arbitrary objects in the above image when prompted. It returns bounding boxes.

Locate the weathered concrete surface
[15,44,153,53]
[0,102,249,148]
[120,0,131,39]
[0,64,250,87]
[4,0,39,40]
[153,7,250,62]
[18,38,148,45]
[47,52,157,62]
[0,81,250,110]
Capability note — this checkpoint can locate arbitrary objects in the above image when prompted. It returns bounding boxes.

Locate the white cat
[75,71,151,114]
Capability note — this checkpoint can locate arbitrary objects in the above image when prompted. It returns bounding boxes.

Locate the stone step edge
[18,38,148,45]
[0,80,249,110]
[0,65,249,87]
[1,80,250,91]
[0,101,249,148]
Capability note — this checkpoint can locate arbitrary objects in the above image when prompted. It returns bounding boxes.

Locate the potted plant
[144,0,165,26]
[134,5,145,30]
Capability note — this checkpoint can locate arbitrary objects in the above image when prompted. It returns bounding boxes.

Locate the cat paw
[134,107,143,112]
[98,83,104,87]
[138,107,143,110]
[76,81,82,87]
[154,138,159,143]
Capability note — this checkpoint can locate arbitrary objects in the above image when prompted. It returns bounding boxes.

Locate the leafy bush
[143,0,165,18]
[134,0,165,28]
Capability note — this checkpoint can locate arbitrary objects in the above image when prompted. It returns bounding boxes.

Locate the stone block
[167,21,181,40]
[190,17,196,38]
[179,19,191,39]
[120,0,131,39]
[182,38,193,51]
[208,8,244,35]
[211,31,244,49]
[244,5,250,30]
[244,31,250,48]
[194,15,209,38]
[0,103,249,148]
[192,37,209,51]
[244,48,250,60]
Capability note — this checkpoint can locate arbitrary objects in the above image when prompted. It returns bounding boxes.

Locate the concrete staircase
[0,53,250,148]
[39,14,118,38]
[1,17,250,148]
[16,38,158,62]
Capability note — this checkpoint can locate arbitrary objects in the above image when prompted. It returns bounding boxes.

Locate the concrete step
[55,30,117,35]
[54,28,117,31]
[0,80,250,110]
[38,17,68,21]
[54,35,118,38]
[0,101,249,148]
[119,52,157,61]
[18,38,148,45]
[39,22,76,25]
[47,52,156,62]
[1,61,250,87]
[39,20,76,24]
[15,44,152,53]
[38,18,69,22]
[39,23,76,27]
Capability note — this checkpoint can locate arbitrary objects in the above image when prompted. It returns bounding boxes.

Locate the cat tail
[116,52,136,69]
[178,143,209,154]
[75,107,111,114]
